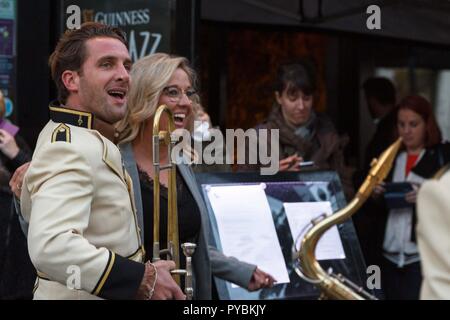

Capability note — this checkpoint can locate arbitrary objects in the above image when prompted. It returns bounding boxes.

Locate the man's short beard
[99,101,126,125]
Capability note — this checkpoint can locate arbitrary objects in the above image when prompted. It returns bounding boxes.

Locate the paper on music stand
[206,184,290,286]
[284,202,346,260]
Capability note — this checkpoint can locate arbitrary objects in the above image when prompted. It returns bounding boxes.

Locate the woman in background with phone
[371,94,449,300]
[242,60,354,199]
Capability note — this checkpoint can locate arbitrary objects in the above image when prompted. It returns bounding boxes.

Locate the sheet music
[206,184,290,285]
[284,201,346,260]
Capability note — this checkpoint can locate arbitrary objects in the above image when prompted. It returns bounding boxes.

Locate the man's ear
[61,70,80,94]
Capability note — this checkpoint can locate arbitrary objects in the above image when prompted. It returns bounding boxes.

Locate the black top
[138,167,201,267]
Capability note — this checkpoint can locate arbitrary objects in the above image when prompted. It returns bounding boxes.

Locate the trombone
[152,104,196,300]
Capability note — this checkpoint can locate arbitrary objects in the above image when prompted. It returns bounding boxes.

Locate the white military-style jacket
[21,104,145,299]
[417,169,450,300]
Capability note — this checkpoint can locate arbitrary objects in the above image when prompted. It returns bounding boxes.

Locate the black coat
[364,109,398,173]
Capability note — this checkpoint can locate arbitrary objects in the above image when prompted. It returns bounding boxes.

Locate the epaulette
[51,123,71,143]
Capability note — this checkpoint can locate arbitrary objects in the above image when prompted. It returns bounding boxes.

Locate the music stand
[195,170,368,300]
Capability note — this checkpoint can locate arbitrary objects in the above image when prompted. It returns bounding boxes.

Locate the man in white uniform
[20,22,184,300]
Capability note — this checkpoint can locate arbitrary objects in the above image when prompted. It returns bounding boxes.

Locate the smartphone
[384,182,414,194]
[299,161,314,167]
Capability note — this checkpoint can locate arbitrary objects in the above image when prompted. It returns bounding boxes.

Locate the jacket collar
[49,101,94,129]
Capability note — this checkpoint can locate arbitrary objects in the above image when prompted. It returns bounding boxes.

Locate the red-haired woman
[371,95,450,299]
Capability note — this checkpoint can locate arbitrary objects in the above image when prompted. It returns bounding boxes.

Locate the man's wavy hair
[48,22,127,103]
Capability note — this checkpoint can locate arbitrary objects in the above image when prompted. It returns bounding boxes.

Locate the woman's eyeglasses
[162,86,197,103]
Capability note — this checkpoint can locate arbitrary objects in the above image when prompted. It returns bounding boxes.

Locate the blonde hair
[116,53,196,144]
[0,90,5,118]
[186,93,202,132]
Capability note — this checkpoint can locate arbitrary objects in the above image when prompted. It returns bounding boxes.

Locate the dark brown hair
[274,59,317,97]
[397,95,442,147]
[362,77,396,105]
[49,22,127,103]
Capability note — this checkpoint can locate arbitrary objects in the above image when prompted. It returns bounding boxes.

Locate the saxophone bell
[293,138,402,300]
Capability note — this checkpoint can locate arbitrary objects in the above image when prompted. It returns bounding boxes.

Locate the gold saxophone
[294,138,402,300]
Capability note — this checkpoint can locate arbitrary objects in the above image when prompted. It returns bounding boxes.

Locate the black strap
[437,143,445,168]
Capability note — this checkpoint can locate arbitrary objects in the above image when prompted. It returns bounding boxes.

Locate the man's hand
[136,260,185,300]
[0,129,20,159]
[247,267,276,291]
[9,162,30,198]
[152,260,186,300]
